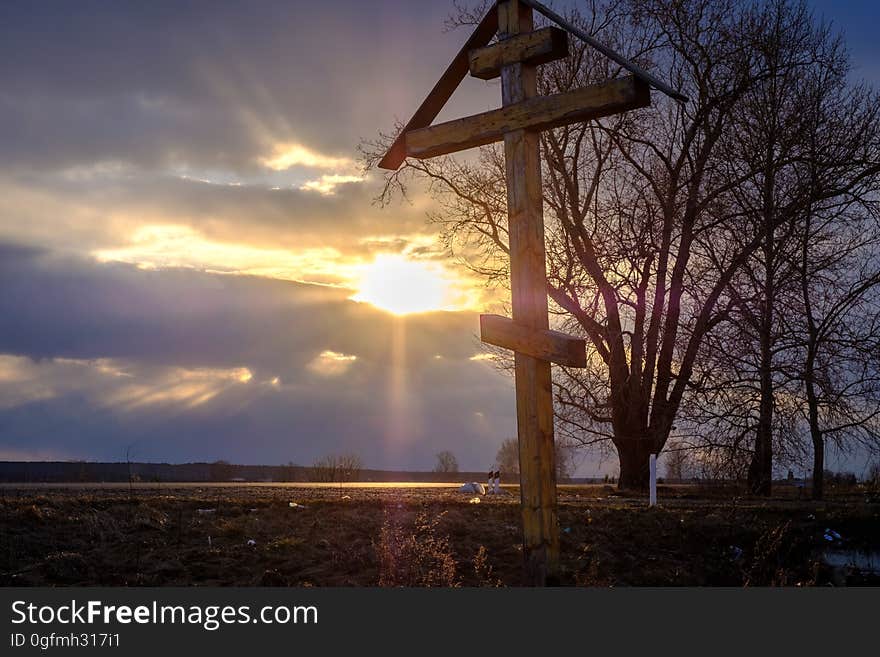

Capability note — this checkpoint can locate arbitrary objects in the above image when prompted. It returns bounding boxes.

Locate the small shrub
[865,462,880,491]
[473,545,502,587]
[743,520,813,586]
[267,536,304,551]
[377,509,458,587]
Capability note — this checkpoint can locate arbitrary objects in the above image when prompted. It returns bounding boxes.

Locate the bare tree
[684,5,880,497]
[433,451,460,473]
[337,453,363,483]
[728,0,820,494]
[496,438,519,475]
[683,0,837,494]
[310,455,337,482]
[365,0,832,488]
[663,444,691,481]
[793,80,880,498]
[495,436,574,479]
[310,453,363,482]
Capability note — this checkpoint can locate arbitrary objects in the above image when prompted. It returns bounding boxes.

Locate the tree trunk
[616,438,654,490]
[804,350,824,500]
[811,431,824,501]
[749,216,775,496]
[748,361,774,496]
[798,191,825,500]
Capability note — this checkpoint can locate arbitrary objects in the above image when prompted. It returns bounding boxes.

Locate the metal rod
[520,0,689,103]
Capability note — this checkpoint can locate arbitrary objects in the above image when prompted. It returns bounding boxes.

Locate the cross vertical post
[498,0,559,586]
[379,0,667,587]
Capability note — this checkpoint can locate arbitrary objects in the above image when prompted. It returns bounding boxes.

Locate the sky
[1,0,878,473]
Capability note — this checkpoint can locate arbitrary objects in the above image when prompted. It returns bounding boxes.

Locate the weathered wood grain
[480,314,586,367]
[497,0,560,587]
[405,75,650,159]
[468,26,568,80]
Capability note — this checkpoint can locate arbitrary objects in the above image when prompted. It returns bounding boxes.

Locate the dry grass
[0,484,877,586]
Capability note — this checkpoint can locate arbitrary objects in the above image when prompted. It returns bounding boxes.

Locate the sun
[351,254,460,315]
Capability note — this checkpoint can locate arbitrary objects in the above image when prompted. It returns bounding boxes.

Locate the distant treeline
[0,461,596,484]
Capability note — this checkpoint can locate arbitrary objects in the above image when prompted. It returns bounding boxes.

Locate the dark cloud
[0,0,496,173]
[0,244,489,368]
[0,1,516,469]
[0,171,432,253]
[0,244,516,468]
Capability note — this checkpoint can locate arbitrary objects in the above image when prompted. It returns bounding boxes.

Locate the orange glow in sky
[92,226,485,315]
[350,254,464,315]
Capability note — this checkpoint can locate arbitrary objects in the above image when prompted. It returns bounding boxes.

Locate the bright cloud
[0,355,255,411]
[91,225,488,312]
[93,224,358,287]
[300,174,364,195]
[102,365,255,410]
[307,350,358,376]
[260,143,354,171]
[260,142,364,195]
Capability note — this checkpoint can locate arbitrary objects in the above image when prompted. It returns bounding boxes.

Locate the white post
[649,454,657,507]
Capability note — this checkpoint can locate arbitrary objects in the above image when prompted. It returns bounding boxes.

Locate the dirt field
[1,483,878,586]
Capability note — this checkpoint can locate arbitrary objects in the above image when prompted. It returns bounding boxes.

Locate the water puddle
[822,549,880,585]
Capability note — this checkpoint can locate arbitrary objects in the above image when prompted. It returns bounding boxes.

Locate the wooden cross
[380,0,682,586]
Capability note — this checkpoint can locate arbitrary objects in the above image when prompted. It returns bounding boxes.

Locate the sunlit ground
[0,481,475,489]
[4,483,875,586]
